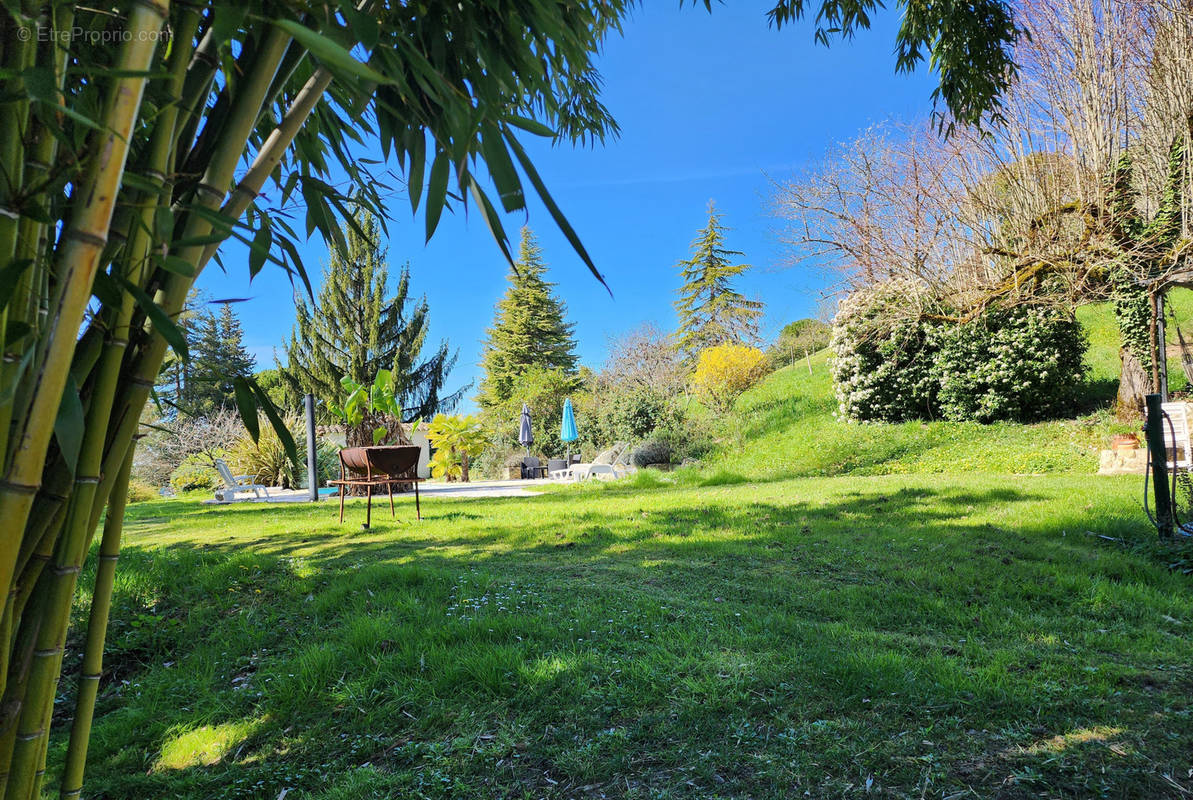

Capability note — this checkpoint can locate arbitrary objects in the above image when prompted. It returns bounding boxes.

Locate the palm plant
[425,414,489,482]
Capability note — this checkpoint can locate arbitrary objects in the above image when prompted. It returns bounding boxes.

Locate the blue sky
[197,2,939,411]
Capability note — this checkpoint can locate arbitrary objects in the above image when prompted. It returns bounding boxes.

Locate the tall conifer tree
[189,304,257,413]
[155,296,255,415]
[674,203,763,358]
[478,228,579,409]
[281,212,461,421]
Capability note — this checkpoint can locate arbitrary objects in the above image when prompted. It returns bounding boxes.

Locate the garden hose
[1142,409,1193,536]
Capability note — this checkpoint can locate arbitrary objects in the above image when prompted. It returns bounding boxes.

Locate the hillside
[698,292,1193,480]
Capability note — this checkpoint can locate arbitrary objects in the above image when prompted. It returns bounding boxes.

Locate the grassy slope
[700,292,1193,481]
[46,296,1193,798]
[53,477,1192,799]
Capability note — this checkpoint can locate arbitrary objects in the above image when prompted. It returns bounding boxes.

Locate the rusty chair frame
[328,445,423,528]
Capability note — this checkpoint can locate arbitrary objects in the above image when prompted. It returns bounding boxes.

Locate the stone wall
[1098,448,1148,476]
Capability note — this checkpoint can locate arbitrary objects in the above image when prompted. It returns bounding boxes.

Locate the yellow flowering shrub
[689,344,769,412]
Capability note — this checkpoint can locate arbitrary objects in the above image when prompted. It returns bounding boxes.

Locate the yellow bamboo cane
[0,0,169,668]
[58,445,134,799]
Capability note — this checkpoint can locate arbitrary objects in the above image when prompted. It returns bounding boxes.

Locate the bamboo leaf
[154,206,174,241]
[54,375,85,474]
[274,19,392,85]
[124,282,188,358]
[91,270,123,307]
[233,377,260,443]
[340,1,379,49]
[481,122,525,213]
[153,254,197,277]
[425,149,450,241]
[503,126,609,292]
[251,377,300,470]
[212,4,250,47]
[249,218,272,279]
[464,173,514,268]
[506,114,556,138]
[408,133,426,214]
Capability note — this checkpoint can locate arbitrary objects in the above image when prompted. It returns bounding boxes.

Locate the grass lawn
[694,292,1193,482]
[53,474,1193,798]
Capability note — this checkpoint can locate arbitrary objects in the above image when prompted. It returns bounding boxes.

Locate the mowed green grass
[52,475,1193,798]
[696,293,1193,482]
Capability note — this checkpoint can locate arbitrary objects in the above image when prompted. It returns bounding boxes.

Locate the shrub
[126,479,158,504]
[832,280,1090,423]
[586,388,679,448]
[229,416,303,489]
[689,344,769,413]
[830,280,940,422]
[169,452,223,492]
[935,305,1088,422]
[630,440,672,467]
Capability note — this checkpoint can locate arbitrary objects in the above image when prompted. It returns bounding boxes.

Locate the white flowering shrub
[832,283,1088,423]
[830,280,941,422]
[935,305,1087,422]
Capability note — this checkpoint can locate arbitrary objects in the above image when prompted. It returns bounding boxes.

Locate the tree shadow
[60,481,1191,799]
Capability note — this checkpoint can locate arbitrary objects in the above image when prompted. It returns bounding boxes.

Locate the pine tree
[188,304,257,414]
[674,202,763,358]
[154,288,203,412]
[281,211,461,424]
[477,227,579,409]
[156,296,256,415]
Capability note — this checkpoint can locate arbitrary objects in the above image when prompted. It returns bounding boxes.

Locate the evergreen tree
[154,288,203,412]
[155,295,255,415]
[674,202,763,358]
[477,228,579,409]
[188,304,257,414]
[281,211,461,422]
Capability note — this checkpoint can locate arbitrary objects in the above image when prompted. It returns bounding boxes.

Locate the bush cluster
[630,440,672,467]
[934,306,1088,422]
[169,452,224,492]
[689,344,770,413]
[832,283,1088,423]
[830,280,941,422]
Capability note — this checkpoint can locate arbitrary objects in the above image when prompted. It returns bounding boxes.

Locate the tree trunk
[1117,347,1150,421]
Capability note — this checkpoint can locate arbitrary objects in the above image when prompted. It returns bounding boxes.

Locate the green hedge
[832,284,1088,423]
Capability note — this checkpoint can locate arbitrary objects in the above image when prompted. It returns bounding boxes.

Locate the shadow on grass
[63,480,1191,800]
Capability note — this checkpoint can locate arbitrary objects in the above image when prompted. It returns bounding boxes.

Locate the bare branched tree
[598,323,689,397]
[772,0,1193,414]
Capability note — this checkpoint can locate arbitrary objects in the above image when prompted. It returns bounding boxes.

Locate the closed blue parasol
[518,404,534,455]
[560,397,578,464]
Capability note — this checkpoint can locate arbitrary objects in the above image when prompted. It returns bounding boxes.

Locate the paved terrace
[202,478,551,505]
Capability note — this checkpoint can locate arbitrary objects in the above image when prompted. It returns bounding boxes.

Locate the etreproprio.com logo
[17,25,171,45]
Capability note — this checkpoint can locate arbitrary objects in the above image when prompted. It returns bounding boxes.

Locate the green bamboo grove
[0,0,627,794]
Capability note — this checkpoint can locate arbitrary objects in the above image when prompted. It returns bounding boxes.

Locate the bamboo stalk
[0,17,37,468]
[0,0,169,621]
[88,25,297,536]
[59,445,134,799]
